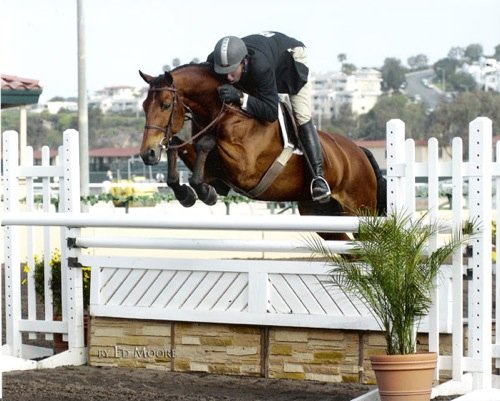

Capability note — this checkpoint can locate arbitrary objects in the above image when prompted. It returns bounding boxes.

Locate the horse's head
[139,70,186,165]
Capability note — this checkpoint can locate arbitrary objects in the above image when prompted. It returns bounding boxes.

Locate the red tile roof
[355,138,435,147]
[355,139,385,148]
[89,147,139,157]
[32,149,58,160]
[33,147,139,160]
[1,74,42,91]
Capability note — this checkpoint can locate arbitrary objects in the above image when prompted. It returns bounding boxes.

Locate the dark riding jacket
[207,32,309,123]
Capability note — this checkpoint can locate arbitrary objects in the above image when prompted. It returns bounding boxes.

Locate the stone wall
[88,317,452,384]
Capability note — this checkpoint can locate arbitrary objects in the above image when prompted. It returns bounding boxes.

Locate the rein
[168,104,227,150]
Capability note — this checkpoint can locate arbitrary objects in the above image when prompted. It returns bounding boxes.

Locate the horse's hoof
[178,185,197,208]
[201,186,218,206]
[193,182,218,206]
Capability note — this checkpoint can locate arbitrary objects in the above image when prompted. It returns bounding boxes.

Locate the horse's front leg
[189,135,218,206]
[166,145,197,208]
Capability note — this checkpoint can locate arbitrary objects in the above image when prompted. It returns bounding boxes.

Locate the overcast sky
[2,0,499,102]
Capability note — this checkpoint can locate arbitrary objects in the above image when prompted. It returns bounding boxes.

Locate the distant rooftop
[33,146,139,160]
[89,147,139,157]
[1,74,43,109]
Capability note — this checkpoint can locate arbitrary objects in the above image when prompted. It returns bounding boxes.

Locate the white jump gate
[1,129,86,373]
[1,117,499,400]
[384,117,500,401]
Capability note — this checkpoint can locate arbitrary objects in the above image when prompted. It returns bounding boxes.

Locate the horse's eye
[161,102,171,111]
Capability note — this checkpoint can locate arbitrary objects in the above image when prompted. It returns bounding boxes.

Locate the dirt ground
[2,365,458,401]
[3,365,371,401]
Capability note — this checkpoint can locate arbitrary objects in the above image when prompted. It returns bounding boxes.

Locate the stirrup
[310,176,331,203]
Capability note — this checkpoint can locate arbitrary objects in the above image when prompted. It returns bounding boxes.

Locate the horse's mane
[173,63,223,85]
[151,63,216,83]
[149,63,223,93]
[172,62,212,73]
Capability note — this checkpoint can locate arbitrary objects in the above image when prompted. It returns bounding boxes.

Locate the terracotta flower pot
[370,352,437,401]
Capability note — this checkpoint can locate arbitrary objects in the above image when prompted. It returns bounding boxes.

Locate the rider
[207,31,331,203]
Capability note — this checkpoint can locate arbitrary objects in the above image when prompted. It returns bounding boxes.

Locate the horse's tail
[361,147,387,216]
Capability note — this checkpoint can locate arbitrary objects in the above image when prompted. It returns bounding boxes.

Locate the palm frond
[306,211,474,355]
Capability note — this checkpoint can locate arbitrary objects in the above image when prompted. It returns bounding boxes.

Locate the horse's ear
[164,71,173,85]
[139,70,154,84]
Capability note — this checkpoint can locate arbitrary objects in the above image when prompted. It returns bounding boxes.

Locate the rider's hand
[218,84,242,105]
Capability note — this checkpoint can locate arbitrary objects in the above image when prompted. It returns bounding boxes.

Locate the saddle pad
[278,102,302,155]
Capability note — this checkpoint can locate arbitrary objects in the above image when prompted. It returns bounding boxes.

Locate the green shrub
[33,249,91,314]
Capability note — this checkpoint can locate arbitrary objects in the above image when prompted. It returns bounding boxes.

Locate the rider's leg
[290,47,331,203]
[299,120,331,203]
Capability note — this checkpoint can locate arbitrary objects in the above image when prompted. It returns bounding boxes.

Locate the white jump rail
[1,213,357,253]
[1,213,360,231]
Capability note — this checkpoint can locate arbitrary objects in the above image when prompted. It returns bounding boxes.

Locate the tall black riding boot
[299,120,331,203]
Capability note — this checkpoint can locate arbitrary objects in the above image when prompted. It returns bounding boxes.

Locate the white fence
[386,117,498,399]
[1,117,498,399]
[1,129,85,372]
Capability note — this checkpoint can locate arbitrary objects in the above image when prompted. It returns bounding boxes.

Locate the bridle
[143,85,180,150]
[143,84,227,152]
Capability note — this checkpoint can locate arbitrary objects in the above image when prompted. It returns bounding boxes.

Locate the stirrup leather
[310,176,331,202]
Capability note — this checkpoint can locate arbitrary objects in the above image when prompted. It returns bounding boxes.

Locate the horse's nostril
[141,148,158,165]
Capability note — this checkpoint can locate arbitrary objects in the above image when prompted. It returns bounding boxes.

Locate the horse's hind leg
[166,145,197,208]
[189,135,218,206]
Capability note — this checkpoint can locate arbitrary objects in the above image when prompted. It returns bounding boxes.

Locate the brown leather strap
[247,147,294,198]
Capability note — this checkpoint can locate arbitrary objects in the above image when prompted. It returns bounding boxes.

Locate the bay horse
[139,64,386,240]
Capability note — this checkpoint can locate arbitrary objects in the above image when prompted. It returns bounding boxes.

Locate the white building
[29,100,78,114]
[89,85,144,114]
[311,68,382,124]
[460,57,500,92]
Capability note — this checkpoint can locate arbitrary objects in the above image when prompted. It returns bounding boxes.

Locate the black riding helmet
[213,36,247,74]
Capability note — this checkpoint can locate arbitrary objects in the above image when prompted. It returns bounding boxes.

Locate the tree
[493,44,500,61]
[337,53,347,66]
[448,72,477,92]
[407,54,429,70]
[330,103,357,137]
[464,43,483,62]
[359,93,427,139]
[172,58,181,68]
[0,109,20,131]
[88,106,104,146]
[426,91,500,155]
[433,58,460,91]
[358,93,427,140]
[380,58,406,92]
[447,46,465,61]
[341,63,357,75]
[433,58,459,77]
[49,96,66,102]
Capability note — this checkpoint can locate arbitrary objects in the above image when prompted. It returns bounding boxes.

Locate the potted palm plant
[308,211,473,401]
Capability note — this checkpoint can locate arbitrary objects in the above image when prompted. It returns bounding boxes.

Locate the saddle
[277,100,302,154]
